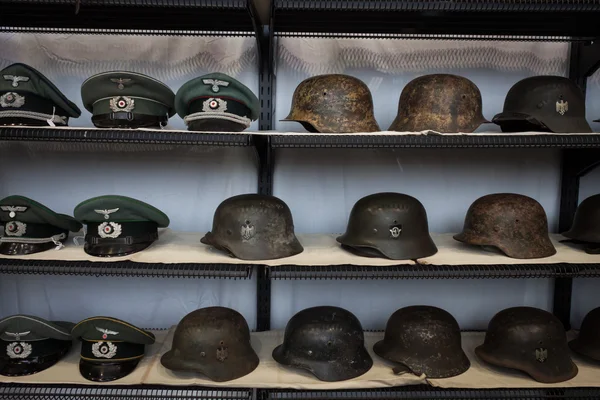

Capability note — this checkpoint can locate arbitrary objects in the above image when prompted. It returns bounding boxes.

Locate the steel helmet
[282,74,380,133]
[454,193,556,259]
[389,74,488,133]
[561,194,600,254]
[272,306,373,382]
[201,194,303,260]
[373,306,469,379]
[476,307,578,383]
[161,307,258,382]
[337,193,437,260]
[493,76,591,133]
[569,307,600,361]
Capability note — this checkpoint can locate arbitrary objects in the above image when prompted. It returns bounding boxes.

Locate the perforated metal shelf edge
[0,259,253,279]
[0,127,252,146]
[0,384,252,400]
[267,263,600,280]
[269,133,600,148]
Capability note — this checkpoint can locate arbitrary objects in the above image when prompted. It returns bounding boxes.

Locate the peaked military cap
[81,71,175,129]
[74,195,169,257]
[0,195,82,256]
[175,72,259,132]
[72,317,155,382]
[0,63,81,126]
[0,315,74,376]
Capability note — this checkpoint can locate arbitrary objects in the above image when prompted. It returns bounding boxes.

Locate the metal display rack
[1,0,600,399]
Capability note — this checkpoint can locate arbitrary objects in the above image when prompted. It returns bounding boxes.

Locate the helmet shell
[389,74,488,133]
[562,194,600,245]
[373,306,470,378]
[337,193,437,260]
[272,306,373,382]
[454,193,556,259]
[161,307,258,382]
[493,76,591,133]
[282,74,380,133]
[476,307,577,383]
[201,194,303,260]
[569,307,600,361]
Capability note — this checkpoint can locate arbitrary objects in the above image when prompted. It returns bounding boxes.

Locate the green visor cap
[0,63,81,120]
[73,195,169,227]
[0,315,73,341]
[72,317,155,344]
[175,72,259,120]
[0,195,82,232]
[81,71,175,118]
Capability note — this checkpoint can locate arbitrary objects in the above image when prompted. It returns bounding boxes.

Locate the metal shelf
[0,384,253,400]
[260,386,600,400]
[0,0,255,35]
[269,134,600,149]
[0,259,253,279]
[267,263,600,280]
[0,127,252,146]
[272,1,600,39]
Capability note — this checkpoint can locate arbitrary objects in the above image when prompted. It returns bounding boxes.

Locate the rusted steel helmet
[569,307,600,360]
[201,194,303,260]
[454,193,556,259]
[493,76,592,133]
[476,307,578,383]
[282,74,380,133]
[389,74,488,133]
[161,307,258,382]
[373,306,469,378]
[561,194,600,254]
[337,193,437,260]
[272,306,373,382]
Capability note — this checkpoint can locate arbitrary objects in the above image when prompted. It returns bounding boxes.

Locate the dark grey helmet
[337,193,437,260]
[161,307,258,382]
[493,76,591,133]
[562,194,600,254]
[272,306,373,382]
[374,306,470,379]
[476,307,578,383]
[569,307,600,361]
[201,194,303,260]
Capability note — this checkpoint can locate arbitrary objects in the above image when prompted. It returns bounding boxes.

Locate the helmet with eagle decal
[201,194,303,260]
[161,307,258,382]
[476,307,577,383]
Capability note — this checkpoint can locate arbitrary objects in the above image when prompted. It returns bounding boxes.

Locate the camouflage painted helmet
[282,74,380,133]
[493,76,591,133]
[476,307,578,383]
[561,194,600,254]
[454,193,556,259]
[389,74,488,133]
[374,306,470,379]
[337,193,437,260]
[201,194,303,260]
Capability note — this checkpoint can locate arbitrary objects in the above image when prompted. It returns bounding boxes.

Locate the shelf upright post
[250,0,275,331]
[555,41,600,329]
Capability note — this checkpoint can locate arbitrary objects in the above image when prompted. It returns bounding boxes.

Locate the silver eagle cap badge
[1,206,28,219]
[202,79,229,93]
[95,208,119,220]
[3,75,30,88]
[5,331,30,341]
[96,327,119,340]
[111,78,132,90]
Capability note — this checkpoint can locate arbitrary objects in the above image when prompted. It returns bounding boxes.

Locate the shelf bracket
[569,40,600,93]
